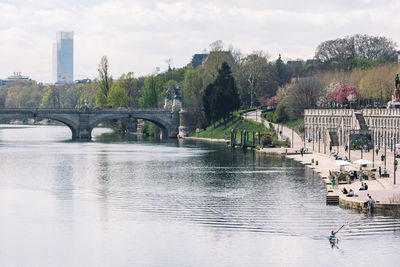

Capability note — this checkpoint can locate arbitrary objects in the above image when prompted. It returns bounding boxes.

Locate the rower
[330,230,337,239]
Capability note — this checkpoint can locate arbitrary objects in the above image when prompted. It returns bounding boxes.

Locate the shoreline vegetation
[192,109,290,148]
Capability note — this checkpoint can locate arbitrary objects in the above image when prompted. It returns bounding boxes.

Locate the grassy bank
[194,112,267,141]
[262,111,304,135]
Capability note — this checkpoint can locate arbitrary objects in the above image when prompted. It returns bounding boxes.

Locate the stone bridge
[0,108,180,140]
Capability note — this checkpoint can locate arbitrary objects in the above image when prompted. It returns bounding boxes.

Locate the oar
[335,224,345,234]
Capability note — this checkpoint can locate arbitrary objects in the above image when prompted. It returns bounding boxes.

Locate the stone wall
[304,108,400,149]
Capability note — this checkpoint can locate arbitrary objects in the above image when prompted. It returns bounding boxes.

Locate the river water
[0,125,399,266]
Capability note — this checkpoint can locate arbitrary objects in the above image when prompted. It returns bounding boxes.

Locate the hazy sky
[1,0,400,82]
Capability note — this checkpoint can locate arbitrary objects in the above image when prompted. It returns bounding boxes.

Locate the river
[0,125,399,266]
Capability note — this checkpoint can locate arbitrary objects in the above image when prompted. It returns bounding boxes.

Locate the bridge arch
[0,112,80,139]
[88,112,174,139]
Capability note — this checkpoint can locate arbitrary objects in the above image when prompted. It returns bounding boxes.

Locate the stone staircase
[328,131,340,146]
[326,194,339,205]
[355,112,368,130]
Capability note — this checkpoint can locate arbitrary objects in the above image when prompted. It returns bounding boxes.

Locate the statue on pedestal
[174,86,181,100]
[393,74,400,102]
[164,87,173,110]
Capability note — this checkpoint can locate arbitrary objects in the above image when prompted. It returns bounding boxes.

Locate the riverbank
[257,146,400,215]
[184,110,400,214]
[183,136,229,143]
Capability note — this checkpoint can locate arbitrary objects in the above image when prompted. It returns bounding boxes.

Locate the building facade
[53,31,74,84]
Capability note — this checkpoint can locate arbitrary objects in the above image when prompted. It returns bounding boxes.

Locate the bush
[262,111,277,123]
[276,103,289,122]
[261,135,273,146]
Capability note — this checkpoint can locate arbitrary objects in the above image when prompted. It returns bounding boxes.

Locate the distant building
[0,72,30,86]
[53,31,74,84]
[287,60,303,65]
[189,51,234,68]
[306,59,315,65]
[189,54,208,68]
[74,78,92,84]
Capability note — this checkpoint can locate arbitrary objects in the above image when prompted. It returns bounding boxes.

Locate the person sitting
[365,183,368,190]
[368,194,375,208]
[347,189,354,197]
[364,193,375,208]
[359,183,366,191]
[341,187,348,194]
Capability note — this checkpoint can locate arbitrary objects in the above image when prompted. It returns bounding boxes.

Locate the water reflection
[0,125,400,266]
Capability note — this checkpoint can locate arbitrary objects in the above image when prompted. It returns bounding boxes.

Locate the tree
[108,84,127,108]
[209,40,224,52]
[40,88,59,108]
[275,54,292,86]
[116,72,140,108]
[285,77,325,120]
[4,80,44,108]
[239,51,278,106]
[182,68,206,128]
[203,62,240,124]
[139,76,163,108]
[329,84,361,105]
[315,34,397,67]
[95,56,112,107]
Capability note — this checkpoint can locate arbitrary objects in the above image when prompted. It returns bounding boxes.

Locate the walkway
[244,110,400,206]
[245,110,302,147]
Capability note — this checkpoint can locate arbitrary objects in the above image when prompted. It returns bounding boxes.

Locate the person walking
[331,177,336,189]
[375,148,379,156]
[379,166,382,177]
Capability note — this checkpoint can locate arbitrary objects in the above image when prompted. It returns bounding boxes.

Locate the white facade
[53,31,74,84]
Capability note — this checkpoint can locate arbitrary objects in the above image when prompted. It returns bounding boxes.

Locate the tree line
[0,34,398,135]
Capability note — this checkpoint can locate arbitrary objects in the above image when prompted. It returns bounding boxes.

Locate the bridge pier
[74,113,92,140]
[74,126,92,140]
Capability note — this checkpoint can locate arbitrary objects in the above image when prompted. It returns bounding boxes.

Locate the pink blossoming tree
[329,84,361,105]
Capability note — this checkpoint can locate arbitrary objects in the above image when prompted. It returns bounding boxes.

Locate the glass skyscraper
[53,31,73,83]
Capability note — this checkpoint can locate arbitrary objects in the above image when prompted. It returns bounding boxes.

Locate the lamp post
[318,128,321,153]
[372,130,374,168]
[384,131,387,172]
[312,125,315,151]
[394,136,397,185]
[348,131,351,161]
[292,128,294,148]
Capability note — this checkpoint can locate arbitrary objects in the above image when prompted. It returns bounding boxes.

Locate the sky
[1,0,400,83]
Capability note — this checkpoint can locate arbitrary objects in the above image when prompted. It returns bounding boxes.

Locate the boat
[329,236,339,243]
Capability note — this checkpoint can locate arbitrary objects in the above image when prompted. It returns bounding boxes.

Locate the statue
[390,74,400,106]
[174,86,181,100]
[165,87,172,100]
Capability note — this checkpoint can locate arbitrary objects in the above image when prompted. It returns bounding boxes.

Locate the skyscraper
[53,31,73,84]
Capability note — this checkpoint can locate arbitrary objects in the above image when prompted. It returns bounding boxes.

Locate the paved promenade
[247,110,400,206]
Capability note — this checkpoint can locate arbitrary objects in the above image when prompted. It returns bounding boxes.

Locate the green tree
[95,56,112,107]
[275,54,291,86]
[40,87,59,108]
[139,76,163,108]
[203,62,240,125]
[107,84,127,108]
[238,51,278,106]
[116,72,140,108]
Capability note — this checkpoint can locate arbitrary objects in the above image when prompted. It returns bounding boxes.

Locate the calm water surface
[0,125,400,266]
